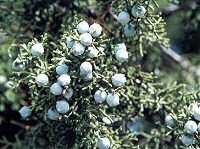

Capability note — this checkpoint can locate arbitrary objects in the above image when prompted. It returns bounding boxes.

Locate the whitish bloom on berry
[31,43,44,57]
[112,73,126,87]
[97,138,111,149]
[35,74,49,87]
[89,23,102,37]
[106,93,120,107]
[198,122,200,132]
[0,76,6,84]
[4,81,14,89]
[117,11,130,25]
[58,74,71,86]
[80,62,93,76]
[131,5,147,18]
[115,48,128,62]
[194,106,200,121]
[50,83,62,95]
[47,109,59,120]
[87,46,99,58]
[114,43,127,52]
[77,21,89,33]
[66,37,74,48]
[56,100,70,114]
[85,72,93,81]
[124,23,135,37]
[127,118,141,134]
[102,117,112,125]
[184,120,197,134]
[135,78,141,84]
[72,41,85,56]
[12,59,25,71]
[56,64,69,75]
[97,46,105,52]
[80,33,93,46]
[188,103,198,114]
[165,115,175,127]
[63,87,73,99]
[181,135,194,146]
[19,106,31,119]
[94,90,107,103]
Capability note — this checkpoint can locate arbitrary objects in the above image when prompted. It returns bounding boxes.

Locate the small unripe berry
[35,74,49,87]
[31,43,44,57]
[87,46,99,58]
[77,21,89,33]
[106,93,120,107]
[181,135,194,146]
[94,90,107,103]
[72,41,85,56]
[58,74,71,86]
[184,120,197,134]
[56,64,69,75]
[165,115,175,127]
[89,23,102,37]
[47,109,59,120]
[62,87,73,99]
[50,83,62,95]
[97,137,111,149]
[117,11,130,25]
[131,5,147,18]
[19,106,32,119]
[112,73,126,87]
[56,100,70,114]
[124,23,135,37]
[80,33,93,46]
[12,59,25,71]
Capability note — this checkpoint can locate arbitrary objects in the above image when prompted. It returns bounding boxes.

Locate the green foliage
[1,0,200,148]
[0,31,24,111]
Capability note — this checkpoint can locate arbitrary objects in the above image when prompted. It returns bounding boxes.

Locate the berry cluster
[117,4,147,37]
[16,20,131,148]
[165,104,200,146]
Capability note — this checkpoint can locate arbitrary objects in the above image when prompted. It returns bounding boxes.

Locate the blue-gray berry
[19,106,32,119]
[56,100,70,114]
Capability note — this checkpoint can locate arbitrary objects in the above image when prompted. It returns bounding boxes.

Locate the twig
[162,2,196,17]
[161,45,190,70]
[10,120,31,131]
